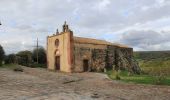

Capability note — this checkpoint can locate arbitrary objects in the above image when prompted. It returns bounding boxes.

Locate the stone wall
[106,46,116,69]
[73,43,108,72]
[115,48,133,71]
[73,46,92,72]
[73,43,134,73]
[91,49,107,72]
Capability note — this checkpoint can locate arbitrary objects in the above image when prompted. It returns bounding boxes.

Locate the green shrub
[106,69,170,85]
[115,74,121,80]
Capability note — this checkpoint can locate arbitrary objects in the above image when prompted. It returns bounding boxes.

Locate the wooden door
[55,56,60,70]
[83,59,89,71]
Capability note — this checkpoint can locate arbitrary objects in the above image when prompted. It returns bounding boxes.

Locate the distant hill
[133,51,170,76]
[134,51,170,60]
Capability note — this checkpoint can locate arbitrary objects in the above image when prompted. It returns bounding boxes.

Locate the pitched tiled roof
[73,37,130,48]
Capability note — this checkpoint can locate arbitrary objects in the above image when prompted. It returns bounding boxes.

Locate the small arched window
[55,39,59,47]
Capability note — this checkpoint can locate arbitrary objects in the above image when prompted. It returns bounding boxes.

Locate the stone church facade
[47,22,133,72]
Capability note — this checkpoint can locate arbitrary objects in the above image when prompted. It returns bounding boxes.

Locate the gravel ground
[0,66,170,100]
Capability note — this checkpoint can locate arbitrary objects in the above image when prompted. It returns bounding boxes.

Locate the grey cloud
[120,30,170,50]
[1,0,170,31]
[15,24,49,33]
[71,0,170,32]
[0,0,170,53]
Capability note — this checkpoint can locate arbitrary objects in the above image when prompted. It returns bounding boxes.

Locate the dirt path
[0,66,170,100]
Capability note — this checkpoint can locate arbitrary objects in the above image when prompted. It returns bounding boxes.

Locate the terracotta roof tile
[73,37,130,48]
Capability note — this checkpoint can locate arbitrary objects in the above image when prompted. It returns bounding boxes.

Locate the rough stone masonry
[47,22,140,73]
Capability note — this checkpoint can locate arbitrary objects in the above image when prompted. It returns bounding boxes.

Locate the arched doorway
[55,49,60,70]
[55,56,60,70]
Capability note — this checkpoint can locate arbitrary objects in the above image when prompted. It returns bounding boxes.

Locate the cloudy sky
[0,0,170,54]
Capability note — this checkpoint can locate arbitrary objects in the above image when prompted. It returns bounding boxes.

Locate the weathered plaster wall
[47,31,73,72]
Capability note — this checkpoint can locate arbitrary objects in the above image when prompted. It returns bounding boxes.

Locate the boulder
[13,67,24,72]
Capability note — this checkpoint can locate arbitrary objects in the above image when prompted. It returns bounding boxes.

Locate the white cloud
[94,0,111,11]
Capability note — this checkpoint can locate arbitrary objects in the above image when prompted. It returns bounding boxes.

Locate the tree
[32,47,46,64]
[5,54,17,64]
[0,45,5,66]
[16,50,32,66]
